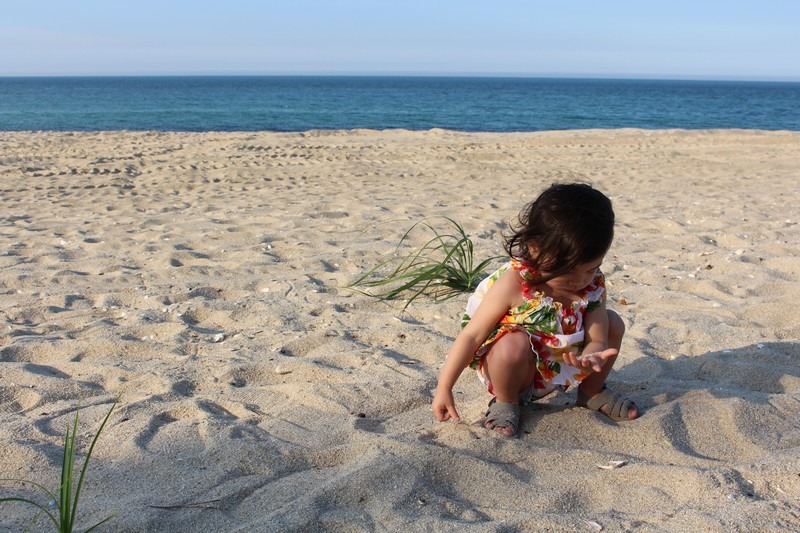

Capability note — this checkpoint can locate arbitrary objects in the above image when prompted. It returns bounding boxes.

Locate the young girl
[432,183,638,437]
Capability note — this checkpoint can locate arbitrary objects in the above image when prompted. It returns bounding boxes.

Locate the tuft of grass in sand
[1,399,118,532]
[348,217,498,309]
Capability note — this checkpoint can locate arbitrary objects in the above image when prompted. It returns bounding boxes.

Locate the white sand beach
[1,128,799,531]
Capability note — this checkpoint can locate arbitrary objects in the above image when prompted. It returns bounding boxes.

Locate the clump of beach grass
[348,217,499,308]
[1,399,118,532]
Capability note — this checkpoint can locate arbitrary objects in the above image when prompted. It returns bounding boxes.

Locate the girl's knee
[607,309,625,346]
[486,331,533,368]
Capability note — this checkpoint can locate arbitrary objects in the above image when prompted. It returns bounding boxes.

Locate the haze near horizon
[1,0,798,81]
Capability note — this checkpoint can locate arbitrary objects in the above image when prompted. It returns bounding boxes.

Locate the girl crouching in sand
[432,183,638,437]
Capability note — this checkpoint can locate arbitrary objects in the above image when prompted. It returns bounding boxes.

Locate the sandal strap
[484,401,521,434]
[580,385,636,422]
[605,392,633,419]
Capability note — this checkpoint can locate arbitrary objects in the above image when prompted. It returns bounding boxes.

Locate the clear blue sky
[2,0,798,80]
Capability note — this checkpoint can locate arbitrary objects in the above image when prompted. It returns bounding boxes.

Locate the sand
[1,128,799,531]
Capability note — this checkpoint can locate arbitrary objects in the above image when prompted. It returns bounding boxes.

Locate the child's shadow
[612,341,800,460]
[621,341,800,399]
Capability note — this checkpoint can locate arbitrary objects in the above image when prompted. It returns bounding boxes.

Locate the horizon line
[1,73,799,83]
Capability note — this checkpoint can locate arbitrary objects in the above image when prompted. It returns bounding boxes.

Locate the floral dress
[461,259,606,404]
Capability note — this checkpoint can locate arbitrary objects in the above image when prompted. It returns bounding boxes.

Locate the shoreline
[2,125,800,134]
[2,129,799,530]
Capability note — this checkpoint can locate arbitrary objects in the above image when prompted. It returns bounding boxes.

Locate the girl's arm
[432,268,521,422]
[563,302,617,372]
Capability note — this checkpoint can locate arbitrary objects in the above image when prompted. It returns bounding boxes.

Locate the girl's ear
[527,243,539,259]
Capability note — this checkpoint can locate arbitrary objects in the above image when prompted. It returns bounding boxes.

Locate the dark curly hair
[503,183,615,282]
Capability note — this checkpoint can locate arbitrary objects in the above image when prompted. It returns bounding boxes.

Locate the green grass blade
[71,399,117,533]
[0,479,59,504]
[377,266,442,300]
[347,257,399,287]
[59,413,78,531]
[347,216,501,307]
[1,400,117,532]
[353,264,438,293]
[346,233,448,290]
[0,497,60,529]
[84,512,118,533]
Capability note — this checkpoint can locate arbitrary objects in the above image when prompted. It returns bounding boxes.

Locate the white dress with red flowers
[461,259,606,403]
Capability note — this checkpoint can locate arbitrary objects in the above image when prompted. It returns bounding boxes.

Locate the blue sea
[0,76,798,132]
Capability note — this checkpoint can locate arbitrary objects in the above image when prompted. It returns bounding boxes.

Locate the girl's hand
[432,388,461,423]
[564,348,618,373]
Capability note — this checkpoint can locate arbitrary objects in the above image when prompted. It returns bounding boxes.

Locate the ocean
[0,76,798,132]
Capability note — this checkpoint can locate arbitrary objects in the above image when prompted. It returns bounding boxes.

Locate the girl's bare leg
[577,310,638,419]
[482,330,537,435]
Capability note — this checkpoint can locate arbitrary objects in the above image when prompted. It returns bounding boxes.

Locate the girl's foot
[483,399,520,437]
[577,384,638,421]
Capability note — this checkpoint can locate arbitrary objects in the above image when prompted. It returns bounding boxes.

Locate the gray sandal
[577,385,637,422]
[483,399,521,436]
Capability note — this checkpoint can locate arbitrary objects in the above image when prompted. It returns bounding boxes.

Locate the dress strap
[511,259,540,300]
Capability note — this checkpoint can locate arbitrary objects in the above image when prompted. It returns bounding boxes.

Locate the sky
[2,0,798,80]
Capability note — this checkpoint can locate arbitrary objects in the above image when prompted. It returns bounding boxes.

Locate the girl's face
[541,257,604,295]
